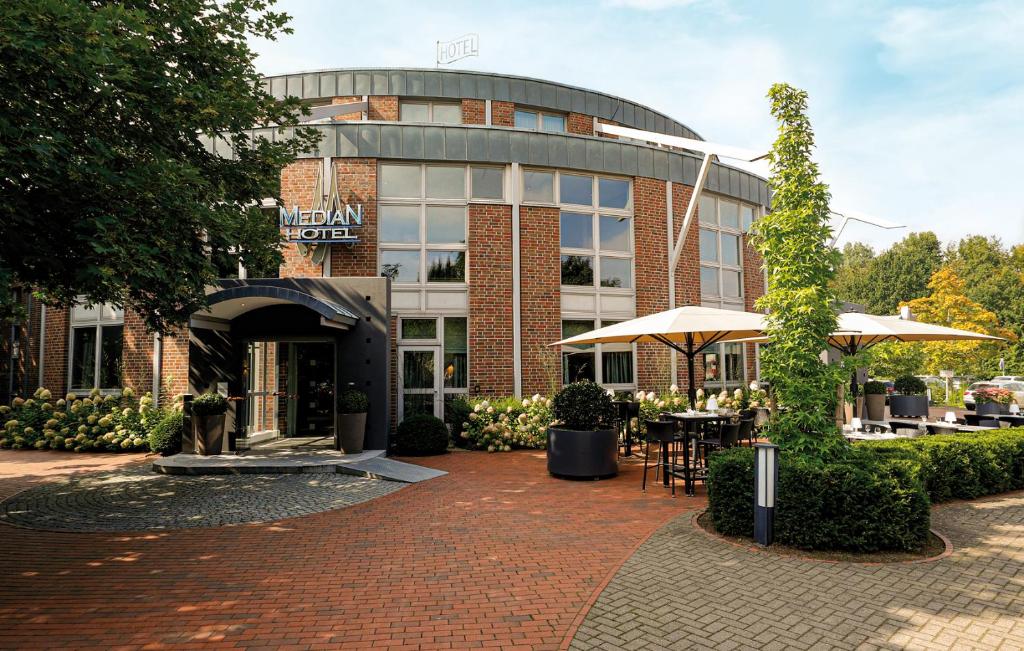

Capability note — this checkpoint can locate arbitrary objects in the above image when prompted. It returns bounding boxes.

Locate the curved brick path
[0,450,691,649]
[570,493,1024,650]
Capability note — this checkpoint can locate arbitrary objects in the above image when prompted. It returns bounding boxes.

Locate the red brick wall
[468,204,514,396]
[121,310,153,395]
[491,101,514,127]
[519,205,561,396]
[462,99,486,125]
[41,306,68,395]
[279,159,323,278]
[329,158,378,277]
[633,177,671,392]
[567,113,592,136]
[368,96,398,121]
[743,235,765,379]
[159,327,189,404]
[330,96,365,121]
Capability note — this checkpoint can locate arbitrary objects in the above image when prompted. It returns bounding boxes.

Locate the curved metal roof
[262,68,703,141]
[203,284,358,325]
[206,123,769,206]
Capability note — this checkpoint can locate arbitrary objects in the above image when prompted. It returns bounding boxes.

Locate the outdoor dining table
[862,418,998,434]
[665,412,730,496]
[997,414,1024,427]
[926,421,1000,433]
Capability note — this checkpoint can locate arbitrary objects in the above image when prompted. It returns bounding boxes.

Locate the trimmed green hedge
[708,447,930,552]
[859,428,1024,502]
[393,414,449,456]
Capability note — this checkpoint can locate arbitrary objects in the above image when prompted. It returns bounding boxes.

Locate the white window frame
[67,301,124,395]
[398,100,463,124]
[514,107,567,133]
[378,163,470,288]
[560,318,637,392]
[395,315,469,414]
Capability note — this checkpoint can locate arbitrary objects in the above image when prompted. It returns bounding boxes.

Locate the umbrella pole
[686,350,697,407]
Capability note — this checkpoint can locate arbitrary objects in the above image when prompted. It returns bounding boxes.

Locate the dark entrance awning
[193,281,358,329]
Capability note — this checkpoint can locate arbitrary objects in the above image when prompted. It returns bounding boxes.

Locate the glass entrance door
[284,342,335,438]
[399,346,441,420]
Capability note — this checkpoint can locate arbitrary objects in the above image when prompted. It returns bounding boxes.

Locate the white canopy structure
[830,311,1004,355]
[552,305,768,404]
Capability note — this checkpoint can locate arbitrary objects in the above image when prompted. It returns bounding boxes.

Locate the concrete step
[152,449,446,483]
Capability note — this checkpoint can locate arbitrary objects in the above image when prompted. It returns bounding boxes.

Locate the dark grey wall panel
[265,68,701,139]
[380,125,402,158]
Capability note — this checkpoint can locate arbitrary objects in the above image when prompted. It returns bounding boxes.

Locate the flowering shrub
[461,394,554,452]
[974,387,1014,406]
[0,387,167,453]
[631,386,689,432]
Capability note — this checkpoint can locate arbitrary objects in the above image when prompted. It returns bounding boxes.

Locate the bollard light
[754,443,779,546]
[850,417,862,432]
[944,411,957,423]
[1011,403,1020,415]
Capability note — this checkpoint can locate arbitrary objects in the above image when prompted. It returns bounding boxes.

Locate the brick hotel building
[1,68,769,452]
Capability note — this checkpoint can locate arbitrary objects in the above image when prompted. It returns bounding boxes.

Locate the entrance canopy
[193,281,359,329]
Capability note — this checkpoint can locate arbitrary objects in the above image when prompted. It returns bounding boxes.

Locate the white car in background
[964,381,1024,409]
[993,376,1024,383]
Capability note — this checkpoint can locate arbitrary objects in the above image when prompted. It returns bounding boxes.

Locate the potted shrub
[863,380,887,421]
[547,381,618,479]
[974,387,1012,416]
[191,392,228,455]
[889,375,928,418]
[336,387,368,453]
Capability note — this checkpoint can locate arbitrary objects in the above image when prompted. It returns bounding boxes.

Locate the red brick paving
[0,450,700,650]
[0,449,149,500]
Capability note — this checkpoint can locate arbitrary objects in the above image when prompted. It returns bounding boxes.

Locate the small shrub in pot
[863,380,887,421]
[890,375,929,417]
[336,388,368,453]
[548,381,618,479]
[191,392,228,455]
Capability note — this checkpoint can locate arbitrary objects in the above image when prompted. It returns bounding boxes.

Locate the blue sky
[251,0,1024,252]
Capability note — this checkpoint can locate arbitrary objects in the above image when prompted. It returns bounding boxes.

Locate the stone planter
[195,414,226,456]
[865,393,886,421]
[335,412,367,453]
[889,395,929,418]
[547,427,618,480]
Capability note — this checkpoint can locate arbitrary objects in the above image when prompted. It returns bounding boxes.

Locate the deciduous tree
[0,0,318,331]
[752,83,844,455]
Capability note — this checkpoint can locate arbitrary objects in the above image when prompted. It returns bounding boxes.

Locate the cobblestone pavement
[0,451,689,649]
[1,467,405,531]
[570,492,1024,650]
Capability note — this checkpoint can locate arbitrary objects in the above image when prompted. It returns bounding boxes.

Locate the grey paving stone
[569,493,1024,650]
[0,467,404,531]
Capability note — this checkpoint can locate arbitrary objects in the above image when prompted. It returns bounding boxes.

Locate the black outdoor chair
[925,424,945,435]
[977,418,1002,428]
[696,422,741,465]
[642,419,680,497]
[737,418,754,447]
[889,421,920,436]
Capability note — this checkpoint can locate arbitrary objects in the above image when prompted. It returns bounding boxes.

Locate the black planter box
[889,395,929,418]
[547,427,618,480]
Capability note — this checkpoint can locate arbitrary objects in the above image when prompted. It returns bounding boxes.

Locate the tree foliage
[0,0,319,331]
[903,268,1013,377]
[751,84,844,456]
[832,232,941,314]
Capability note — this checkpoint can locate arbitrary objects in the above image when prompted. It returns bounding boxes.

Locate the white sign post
[436,34,479,66]
[940,369,954,404]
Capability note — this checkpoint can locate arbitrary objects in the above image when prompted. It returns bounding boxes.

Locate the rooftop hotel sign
[279,204,363,244]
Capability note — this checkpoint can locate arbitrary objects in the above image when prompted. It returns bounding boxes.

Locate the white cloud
[876,1,1024,77]
[603,0,703,9]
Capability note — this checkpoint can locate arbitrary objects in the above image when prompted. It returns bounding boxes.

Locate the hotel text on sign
[280,204,364,244]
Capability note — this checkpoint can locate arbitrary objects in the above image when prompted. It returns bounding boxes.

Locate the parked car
[963,382,996,409]
[964,381,1024,409]
[993,375,1024,382]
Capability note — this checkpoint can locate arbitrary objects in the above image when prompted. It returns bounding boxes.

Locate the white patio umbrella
[551,305,768,405]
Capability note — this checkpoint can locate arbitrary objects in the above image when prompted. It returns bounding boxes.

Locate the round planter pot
[547,427,618,480]
[195,414,226,456]
[335,412,367,454]
[865,393,886,421]
[889,395,929,418]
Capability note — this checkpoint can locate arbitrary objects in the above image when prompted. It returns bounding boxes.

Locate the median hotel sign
[280,158,363,245]
[279,203,363,244]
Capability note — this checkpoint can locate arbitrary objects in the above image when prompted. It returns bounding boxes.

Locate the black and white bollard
[753,443,778,546]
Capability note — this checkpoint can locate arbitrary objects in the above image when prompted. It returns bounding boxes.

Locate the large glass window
[399,101,462,124]
[514,108,566,132]
[699,194,752,308]
[443,317,468,389]
[68,302,123,393]
[379,164,468,285]
[471,167,504,200]
[548,172,633,291]
[561,319,634,388]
